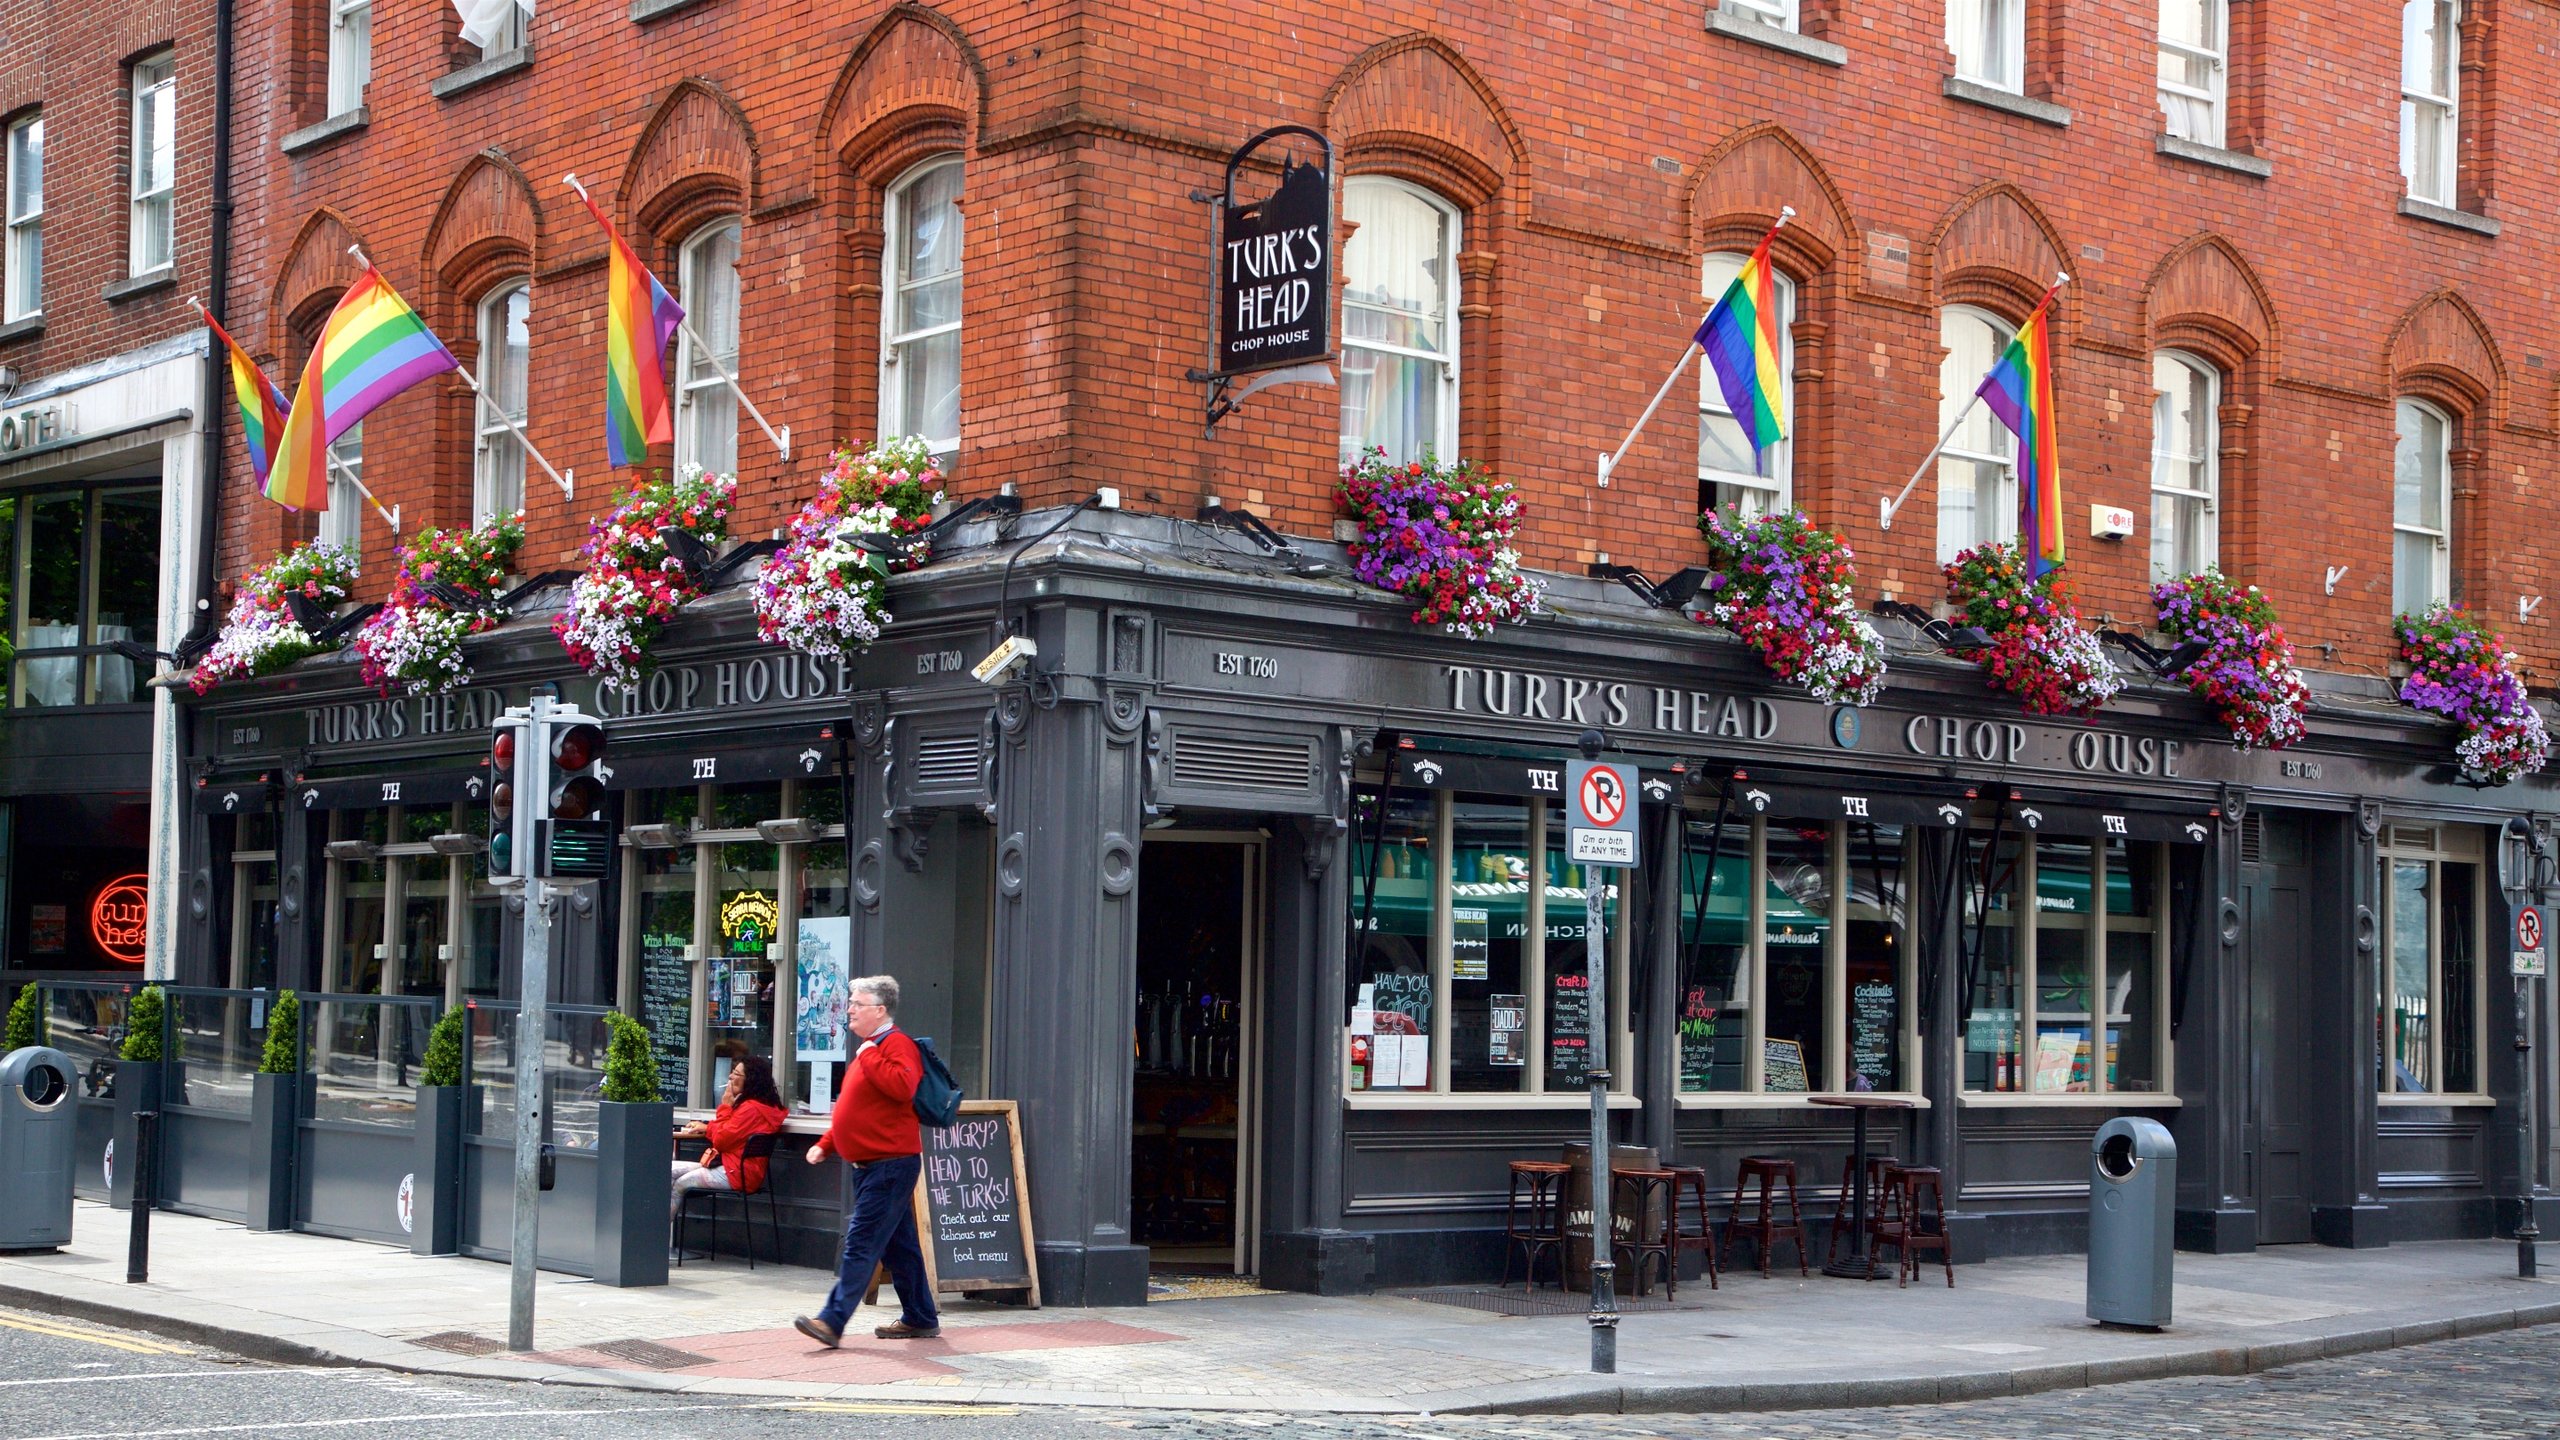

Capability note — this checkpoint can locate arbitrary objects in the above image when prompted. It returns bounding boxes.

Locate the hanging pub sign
[1213,125,1334,377]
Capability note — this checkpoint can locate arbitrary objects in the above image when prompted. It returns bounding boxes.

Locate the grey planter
[107,1061,164,1211]
[244,1072,300,1231]
[411,1086,466,1255]
[593,1101,672,1287]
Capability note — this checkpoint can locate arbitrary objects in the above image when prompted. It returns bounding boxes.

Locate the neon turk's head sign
[1215,125,1333,376]
[92,874,149,964]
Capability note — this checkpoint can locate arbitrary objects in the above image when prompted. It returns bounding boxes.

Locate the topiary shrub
[120,985,167,1063]
[5,983,43,1052]
[600,1013,662,1104]
[257,991,302,1075]
[419,1006,465,1089]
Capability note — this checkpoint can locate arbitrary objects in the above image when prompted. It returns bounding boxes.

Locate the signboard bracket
[1197,124,1336,435]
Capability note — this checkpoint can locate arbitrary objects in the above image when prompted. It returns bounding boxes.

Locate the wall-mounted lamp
[624,821,691,850]
[2098,629,2210,678]
[1587,563,1715,610]
[323,839,380,862]
[1872,598,1991,654]
[427,832,486,857]
[755,817,825,845]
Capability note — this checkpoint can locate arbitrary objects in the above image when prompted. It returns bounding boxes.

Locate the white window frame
[319,423,364,566]
[474,0,524,58]
[673,219,742,476]
[1948,0,2025,92]
[4,112,42,323]
[472,282,529,525]
[2393,397,2452,614]
[1698,250,1795,518]
[128,53,177,277]
[1936,305,2018,564]
[879,155,964,458]
[2377,824,2488,1101]
[2149,351,2220,581]
[1721,0,1799,32]
[327,0,372,118]
[1339,176,1462,469]
[2400,0,2461,207]
[1962,836,2177,1103]
[2157,0,2228,147]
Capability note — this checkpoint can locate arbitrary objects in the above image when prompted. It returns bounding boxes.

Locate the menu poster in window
[1762,1037,1811,1093]
[1452,907,1490,981]
[1850,980,1896,1089]
[909,1100,1041,1305]
[1677,984,1719,1090]
[796,918,851,1060]
[1369,971,1432,1037]
[1489,994,1527,1067]
[1550,971,1592,1086]
[639,932,691,1101]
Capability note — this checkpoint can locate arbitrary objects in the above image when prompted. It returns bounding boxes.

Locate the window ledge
[1704,9,1846,66]
[431,45,533,100]
[1677,1092,1932,1109]
[2397,196,2500,237]
[2155,134,2272,178]
[631,0,714,21]
[1943,77,2071,128]
[282,108,369,156]
[104,269,178,304]
[2378,1092,2498,1107]
[1960,1092,2182,1107]
[0,314,42,345]
[1345,1092,1643,1111]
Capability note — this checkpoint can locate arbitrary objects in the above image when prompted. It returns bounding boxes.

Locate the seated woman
[671,1054,789,1215]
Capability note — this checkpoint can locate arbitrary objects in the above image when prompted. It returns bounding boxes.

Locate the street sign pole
[506,695,556,1352]
[1566,735,1636,1375]
[2498,819,2546,1281]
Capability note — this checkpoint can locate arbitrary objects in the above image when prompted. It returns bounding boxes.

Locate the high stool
[1502,1160,1572,1290]
[1665,1165,1720,1291]
[1724,1156,1810,1278]
[1874,1164,1954,1288]
[1824,1152,1903,1272]
[1610,1167,1681,1299]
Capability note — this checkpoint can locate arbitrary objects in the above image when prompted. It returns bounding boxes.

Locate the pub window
[1948,0,2024,92]
[2149,351,2219,581]
[461,0,524,58]
[880,157,963,458]
[5,482,162,708]
[5,111,41,322]
[320,803,497,1003]
[1698,251,1794,519]
[1344,787,1633,1101]
[1719,0,1800,34]
[1936,305,2017,564]
[1964,832,2171,1095]
[675,219,742,476]
[318,424,364,566]
[2378,824,2482,1096]
[2157,0,2227,147]
[2399,0,2459,208]
[128,52,177,277]
[2392,398,2452,615]
[227,809,283,992]
[1680,817,1913,1097]
[1340,177,1460,469]
[472,281,530,524]
[327,0,372,118]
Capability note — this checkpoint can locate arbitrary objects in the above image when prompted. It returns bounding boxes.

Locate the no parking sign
[1565,759,1639,868]
[2516,905,2548,978]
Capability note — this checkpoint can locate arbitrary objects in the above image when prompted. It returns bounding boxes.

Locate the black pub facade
[166,514,2559,1304]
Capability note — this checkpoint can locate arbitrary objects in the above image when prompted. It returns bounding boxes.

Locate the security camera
[970,633,1039,686]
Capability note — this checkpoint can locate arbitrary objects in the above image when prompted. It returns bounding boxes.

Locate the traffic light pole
[506,696,557,1353]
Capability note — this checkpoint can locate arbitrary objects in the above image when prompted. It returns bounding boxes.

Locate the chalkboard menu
[1763,1037,1811,1093]
[1369,971,1433,1036]
[639,933,691,1101]
[1850,980,1897,1089]
[913,1100,1041,1304]
[1549,971,1592,1086]
[1677,985,1720,1091]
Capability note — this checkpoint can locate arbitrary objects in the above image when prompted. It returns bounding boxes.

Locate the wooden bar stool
[1824,1152,1902,1272]
[1610,1166,1681,1299]
[1874,1164,1955,1288]
[1502,1160,1571,1290]
[1724,1155,1810,1278]
[1665,1164,1720,1291]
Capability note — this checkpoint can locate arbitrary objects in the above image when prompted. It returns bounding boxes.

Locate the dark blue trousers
[816,1153,938,1332]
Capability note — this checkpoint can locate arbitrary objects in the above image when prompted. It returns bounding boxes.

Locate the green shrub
[600,1013,662,1104]
[5,984,43,1052]
[419,1006,465,1089]
[120,986,167,1063]
[257,992,302,1075]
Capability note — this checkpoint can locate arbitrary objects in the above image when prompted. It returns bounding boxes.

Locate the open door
[1130,833,1263,1279]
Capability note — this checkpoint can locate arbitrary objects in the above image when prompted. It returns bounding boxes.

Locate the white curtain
[454,0,532,51]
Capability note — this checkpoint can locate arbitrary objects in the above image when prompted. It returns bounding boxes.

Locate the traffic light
[486,717,526,887]
[539,715,612,880]
[546,722,607,820]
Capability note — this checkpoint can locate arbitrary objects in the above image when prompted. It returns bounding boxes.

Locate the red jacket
[816,1027,922,1163]
[704,1096,789,1194]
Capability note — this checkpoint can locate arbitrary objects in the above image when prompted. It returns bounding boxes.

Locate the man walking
[794,975,941,1345]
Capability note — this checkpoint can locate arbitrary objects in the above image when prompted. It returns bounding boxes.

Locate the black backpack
[911,1034,964,1128]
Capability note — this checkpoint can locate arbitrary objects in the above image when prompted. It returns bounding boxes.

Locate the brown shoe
[793,1315,841,1349]
[873,1321,941,1340]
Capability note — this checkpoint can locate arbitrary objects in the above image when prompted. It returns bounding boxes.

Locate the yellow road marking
[779,1401,1022,1416]
[0,1314,190,1356]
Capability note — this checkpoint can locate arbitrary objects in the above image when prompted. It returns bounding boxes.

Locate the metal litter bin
[2086,1115,2175,1328]
[1,1047,79,1251]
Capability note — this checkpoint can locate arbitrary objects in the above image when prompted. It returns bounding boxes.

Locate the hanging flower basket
[350,512,526,698]
[189,541,362,695]
[1694,507,1886,705]
[1336,447,1544,640]
[2395,603,2550,785]
[2151,569,2310,751]
[554,466,737,688]
[753,437,945,660]
[1942,542,2121,718]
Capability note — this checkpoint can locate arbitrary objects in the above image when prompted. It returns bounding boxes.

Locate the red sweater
[816,1027,922,1162]
[704,1097,788,1193]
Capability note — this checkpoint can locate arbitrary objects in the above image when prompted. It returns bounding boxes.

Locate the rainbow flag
[576,192,686,467]
[1695,230,1787,454]
[264,268,458,511]
[1977,303,2064,577]
[197,305,291,499]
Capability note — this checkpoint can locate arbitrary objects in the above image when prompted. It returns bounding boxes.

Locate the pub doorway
[2243,810,2315,1244]
[1130,833,1263,1281]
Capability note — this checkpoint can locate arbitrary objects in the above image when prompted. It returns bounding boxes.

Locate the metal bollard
[126,1107,156,1284]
